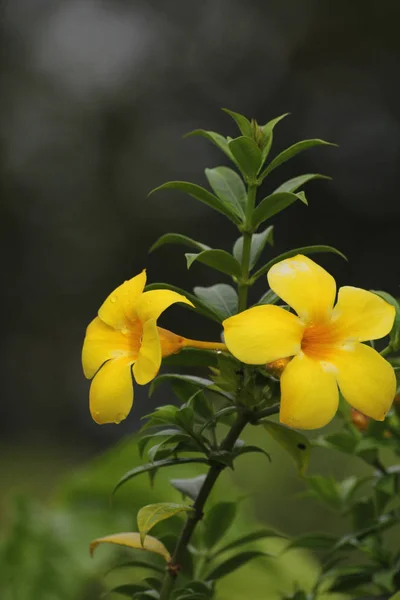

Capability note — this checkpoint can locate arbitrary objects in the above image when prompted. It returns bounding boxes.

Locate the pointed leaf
[145,283,221,322]
[252,245,347,282]
[251,192,307,229]
[228,137,262,180]
[184,129,233,160]
[261,113,290,162]
[255,289,279,305]
[114,458,210,495]
[206,551,267,581]
[205,167,246,218]
[150,233,210,253]
[233,226,274,269]
[222,108,253,137]
[285,533,338,552]
[149,181,241,224]
[138,503,194,545]
[150,374,214,397]
[194,284,238,319]
[203,502,237,548]
[163,348,219,368]
[274,173,331,194]
[103,584,147,597]
[170,474,207,501]
[214,529,284,557]
[186,250,242,278]
[260,139,336,179]
[261,421,310,475]
[90,532,171,562]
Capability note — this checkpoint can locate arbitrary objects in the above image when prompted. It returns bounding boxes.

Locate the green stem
[238,184,257,312]
[159,411,249,600]
[380,344,392,357]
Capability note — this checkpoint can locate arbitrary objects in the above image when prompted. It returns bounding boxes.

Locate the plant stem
[183,339,227,352]
[238,184,257,312]
[159,411,249,600]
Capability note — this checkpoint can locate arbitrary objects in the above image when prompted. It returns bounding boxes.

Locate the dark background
[1,0,399,473]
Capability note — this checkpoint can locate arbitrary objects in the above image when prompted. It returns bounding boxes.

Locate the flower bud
[350,408,370,432]
[266,357,291,377]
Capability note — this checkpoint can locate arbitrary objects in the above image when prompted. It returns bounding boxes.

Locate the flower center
[301,321,344,361]
[122,318,143,360]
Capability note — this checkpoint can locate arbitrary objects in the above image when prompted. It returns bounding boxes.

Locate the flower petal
[223,305,303,364]
[268,255,336,323]
[82,317,133,379]
[135,290,194,323]
[89,357,133,424]
[333,286,395,342]
[98,270,147,329]
[280,354,339,429]
[133,319,162,385]
[333,343,396,421]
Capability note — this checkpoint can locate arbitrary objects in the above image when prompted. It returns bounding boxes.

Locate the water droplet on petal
[94,411,100,417]
[114,413,126,424]
[216,350,222,355]
[110,295,117,303]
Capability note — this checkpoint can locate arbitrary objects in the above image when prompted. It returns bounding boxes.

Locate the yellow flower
[82,270,194,424]
[223,255,396,430]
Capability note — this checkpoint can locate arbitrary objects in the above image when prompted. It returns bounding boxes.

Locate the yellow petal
[223,305,303,364]
[133,319,162,385]
[82,317,133,379]
[89,357,133,424]
[135,290,194,323]
[98,270,147,329]
[333,343,396,421]
[90,532,171,562]
[268,255,336,323]
[280,353,339,429]
[333,287,395,342]
[157,327,186,357]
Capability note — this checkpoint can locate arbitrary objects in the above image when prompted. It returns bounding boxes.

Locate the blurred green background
[1,0,400,598]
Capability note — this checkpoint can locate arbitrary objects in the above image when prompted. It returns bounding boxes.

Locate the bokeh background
[1,1,400,598]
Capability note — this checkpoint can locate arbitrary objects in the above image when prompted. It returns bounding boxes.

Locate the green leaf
[145,282,221,323]
[203,502,237,549]
[170,475,207,501]
[149,181,241,224]
[328,567,377,593]
[206,551,267,581]
[194,284,238,319]
[255,289,279,305]
[260,139,336,179]
[104,584,147,597]
[105,558,165,577]
[205,166,246,219]
[389,592,400,600]
[113,458,210,495]
[213,529,284,557]
[186,250,242,278]
[305,475,343,511]
[149,233,210,253]
[273,173,331,194]
[260,113,290,162]
[163,348,219,368]
[222,108,253,137]
[232,444,271,462]
[228,136,263,180]
[137,503,194,545]
[251,192,307,228]
[314,430,359,455]
[261,421,310,475]
[150,374,214,398]
[371,290,400,351]
[233,226,274,269]
[184,129,233,160]
[252,245,347,282]
[285,533,337,552]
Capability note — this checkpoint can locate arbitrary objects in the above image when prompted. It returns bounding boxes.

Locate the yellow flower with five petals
[82,270,194,425]
[223,255,396,430]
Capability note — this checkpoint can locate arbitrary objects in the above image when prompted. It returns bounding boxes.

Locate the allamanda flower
[82,270,225,424]
[223,255,396,430]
